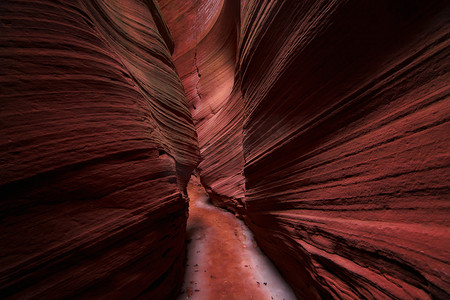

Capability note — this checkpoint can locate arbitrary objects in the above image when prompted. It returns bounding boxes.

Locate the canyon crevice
[1,0,449,299]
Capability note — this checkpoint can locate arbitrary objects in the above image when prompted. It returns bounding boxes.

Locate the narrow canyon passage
[1,0,449,299]
[178,176,296,300]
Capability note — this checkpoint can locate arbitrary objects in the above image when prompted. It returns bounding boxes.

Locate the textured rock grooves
[0,0,199,299]
[160,0,450,299]
[1,0,450,299]
[158,0,246,211]
[237,1,450,298]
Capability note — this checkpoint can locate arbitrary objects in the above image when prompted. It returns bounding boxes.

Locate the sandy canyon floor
[177,177,296,300]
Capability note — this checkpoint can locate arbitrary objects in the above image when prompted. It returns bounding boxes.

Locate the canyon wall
[1,0,449,299]
[159,0,246,210]
[162,0,450,299]
[0,0,199,298]
[239,1,450,298]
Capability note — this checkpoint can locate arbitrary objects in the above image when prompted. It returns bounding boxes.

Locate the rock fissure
[193,49,202,102]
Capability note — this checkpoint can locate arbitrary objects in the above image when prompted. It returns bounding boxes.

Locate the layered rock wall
[0,0,198,298]
[238,1,450,298]
[159,0,245,208]
[162,0,450,298]
[2,0,449,299]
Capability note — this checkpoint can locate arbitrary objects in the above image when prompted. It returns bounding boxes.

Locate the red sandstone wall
[0,0,199,298]
[238,1,450,298]
[162,0,450,298]
[159,0,246,209]
[2,0,449,298]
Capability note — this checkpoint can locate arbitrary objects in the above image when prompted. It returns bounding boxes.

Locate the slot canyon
[0,0,449,299]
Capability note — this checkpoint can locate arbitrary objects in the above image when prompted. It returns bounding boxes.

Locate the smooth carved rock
[159,0,245,207]
[0,0,198,298]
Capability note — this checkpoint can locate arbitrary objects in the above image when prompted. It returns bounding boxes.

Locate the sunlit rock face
[0,0,199,298]
[159,0,246,211]
[163,0,450,299]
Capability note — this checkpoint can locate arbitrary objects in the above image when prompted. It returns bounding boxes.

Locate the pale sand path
[177,177,296,300]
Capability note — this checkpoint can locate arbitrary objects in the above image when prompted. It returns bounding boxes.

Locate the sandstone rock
[162,0,450,298]
[238,1,450,298]
[0,0,198,298]
[2,0,449,298]
[159,0,245,211]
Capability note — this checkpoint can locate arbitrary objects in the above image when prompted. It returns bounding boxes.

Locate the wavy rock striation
[163,0,450,299]
[2,0,449,299]
[238,1,450,298]
[0,0,199,298]
[159,0,244,209]
[159,0,245,209]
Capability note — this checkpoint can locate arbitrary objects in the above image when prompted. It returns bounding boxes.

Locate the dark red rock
[0,0,198,298]
[237,1,450,298]
[2,0,450,299]
[162,0,450,299]
[236,1,450,299]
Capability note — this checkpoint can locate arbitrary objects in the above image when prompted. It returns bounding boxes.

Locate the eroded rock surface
[2,0,449,299]
[238,1,450,298]
[0,0,199,298]
[159,0,246,209]
[162,0,450,299]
